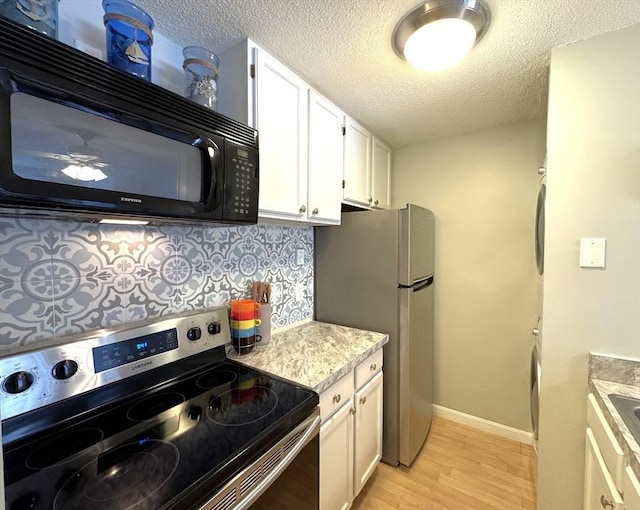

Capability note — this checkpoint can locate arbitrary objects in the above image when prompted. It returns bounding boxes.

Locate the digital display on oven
[92,329,179,373]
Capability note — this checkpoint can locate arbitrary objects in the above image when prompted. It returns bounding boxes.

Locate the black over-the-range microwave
[0,17,259,225]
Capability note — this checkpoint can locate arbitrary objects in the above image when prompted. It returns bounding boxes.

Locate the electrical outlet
[295,282,304,301]
[296,249,305,266]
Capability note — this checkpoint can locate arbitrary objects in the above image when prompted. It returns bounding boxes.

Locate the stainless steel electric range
[1,307,319,510]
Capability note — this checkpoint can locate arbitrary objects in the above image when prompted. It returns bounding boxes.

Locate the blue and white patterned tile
[53,277,127,337]
[0,218,314,349]
[0,280,55,346]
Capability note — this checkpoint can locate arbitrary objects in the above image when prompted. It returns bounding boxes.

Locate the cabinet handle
[374,200,379,206]
[350,406,356,415]
[360,396,367,405]
[333,393,341,404]
[532,328,540,336]
[370,363,377,371]
[368,197,373,203]
[600,495,613,509]
[312,208,319,215]
[299,205,307,213]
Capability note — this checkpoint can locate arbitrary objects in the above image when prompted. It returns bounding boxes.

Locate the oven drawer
[200,410,320,510]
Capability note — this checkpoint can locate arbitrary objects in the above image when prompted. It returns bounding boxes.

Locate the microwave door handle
[194,138,221,211]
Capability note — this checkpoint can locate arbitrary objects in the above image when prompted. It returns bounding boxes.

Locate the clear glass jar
[102,0,154,82]
[0,0,59,38]
[182,46,220,110]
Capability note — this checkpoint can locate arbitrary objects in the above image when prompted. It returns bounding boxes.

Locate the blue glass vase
[102,0,153,82]
[0,0,58,38]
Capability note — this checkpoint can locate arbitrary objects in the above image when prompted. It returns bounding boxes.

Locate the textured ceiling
[136,0,640,148]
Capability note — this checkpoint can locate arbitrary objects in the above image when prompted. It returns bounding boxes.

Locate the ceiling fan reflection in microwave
[37,130,110,182]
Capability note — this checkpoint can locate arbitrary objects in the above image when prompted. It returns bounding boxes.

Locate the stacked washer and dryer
[530,158,546,486]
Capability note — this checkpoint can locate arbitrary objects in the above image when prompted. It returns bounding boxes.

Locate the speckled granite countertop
[589,354,640,480]
[227,321,388,394]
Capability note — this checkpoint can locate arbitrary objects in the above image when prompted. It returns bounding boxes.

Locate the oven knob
[3,371,35,394]
[52,360,79,380]
[207,321,221,335]
[187,327,202,341]
[188,405,202,422]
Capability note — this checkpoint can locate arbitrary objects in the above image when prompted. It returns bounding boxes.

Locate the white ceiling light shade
[392,0,490,71]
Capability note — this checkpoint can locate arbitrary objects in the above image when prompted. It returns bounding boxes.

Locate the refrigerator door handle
[399,275,434,291]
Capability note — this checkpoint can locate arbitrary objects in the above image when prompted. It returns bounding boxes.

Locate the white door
[320,401,354,510]
[343,117,371,207]
[254,48,308,219]
[308,91,344,224]
[354,372,383,496]
[371,137,391,209]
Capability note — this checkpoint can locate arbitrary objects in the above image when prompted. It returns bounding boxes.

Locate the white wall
[392,118,546,431]
[538,23,640,509]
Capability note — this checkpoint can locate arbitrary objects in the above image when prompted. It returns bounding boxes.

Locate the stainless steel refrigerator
[315,203,435,467]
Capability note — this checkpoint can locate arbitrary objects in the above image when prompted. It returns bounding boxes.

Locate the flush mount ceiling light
[392,0,490,71]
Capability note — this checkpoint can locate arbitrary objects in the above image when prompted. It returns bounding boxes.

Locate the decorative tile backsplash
[0,218,314,348]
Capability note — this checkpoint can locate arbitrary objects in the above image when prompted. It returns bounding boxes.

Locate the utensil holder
[257,304,271,345]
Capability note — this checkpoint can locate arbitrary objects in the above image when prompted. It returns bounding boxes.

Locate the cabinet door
[371,137,391,210]
[624,466,640,510]
[320,401,354,510]
[308,91,344,225]
[584,428,624,510]
[254,48,308,219]
[354,371,383,496]
[343,117,371,207]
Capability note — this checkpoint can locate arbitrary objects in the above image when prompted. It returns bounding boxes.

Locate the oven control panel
[0,306,231,420]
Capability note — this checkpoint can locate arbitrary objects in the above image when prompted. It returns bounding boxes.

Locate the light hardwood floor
[352,416,536,510]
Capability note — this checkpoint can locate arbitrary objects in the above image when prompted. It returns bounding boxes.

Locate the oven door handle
[200,408,321,510]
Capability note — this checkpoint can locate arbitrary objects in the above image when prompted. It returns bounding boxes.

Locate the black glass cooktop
[3,360,318,510]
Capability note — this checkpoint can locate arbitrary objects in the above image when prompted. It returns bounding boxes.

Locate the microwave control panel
[224,141,259,222]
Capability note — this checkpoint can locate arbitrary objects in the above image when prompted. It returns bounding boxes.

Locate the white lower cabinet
[353,371,383,495]
[584,393,633,510]
[624,466,640,510]
[585,428,624,510]
[319,350,383,510]
[320,400,354,510]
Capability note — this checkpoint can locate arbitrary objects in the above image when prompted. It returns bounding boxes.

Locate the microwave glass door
[10,93,203,201]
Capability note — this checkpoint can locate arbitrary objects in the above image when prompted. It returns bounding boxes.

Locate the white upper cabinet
[343,116,372,208]
[308,90,344,225]
[218,39,343,225]
[253,49,308,220]
[371,137,392,210]
[343,116,392,210]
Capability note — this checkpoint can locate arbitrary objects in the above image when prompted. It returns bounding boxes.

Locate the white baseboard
[433,404,534,446]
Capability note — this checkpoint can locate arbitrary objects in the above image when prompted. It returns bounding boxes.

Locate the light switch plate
[579,238,606,268]
[296,249,305,266]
